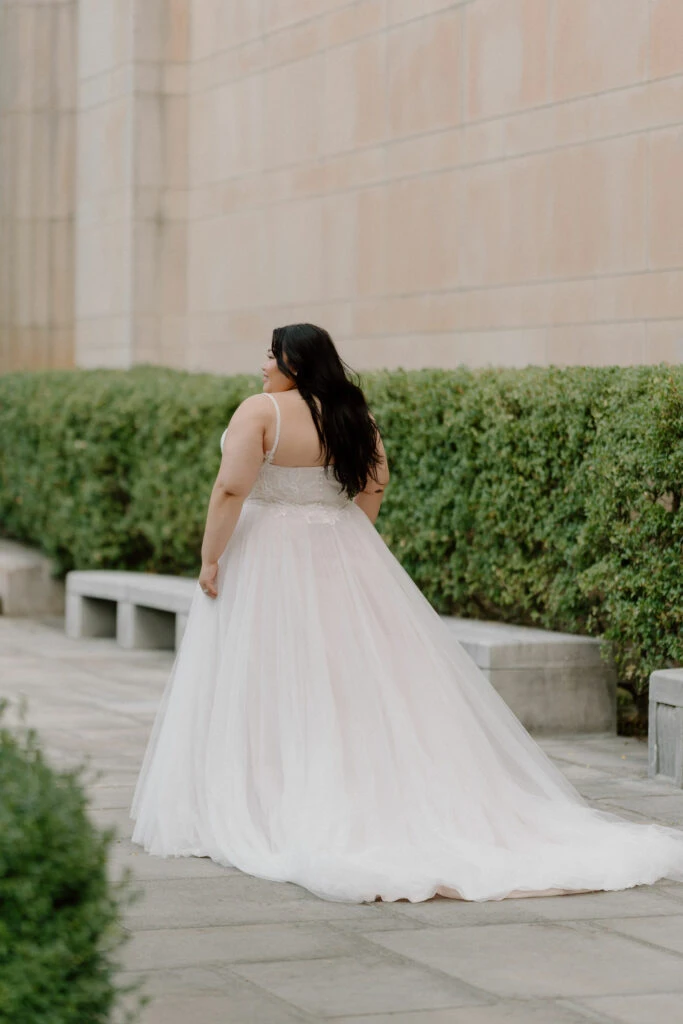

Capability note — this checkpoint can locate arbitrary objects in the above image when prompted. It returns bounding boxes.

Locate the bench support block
[117,601,176,650]
[0,539,65,617]
[649,670,683,787]
[66,594,116,639]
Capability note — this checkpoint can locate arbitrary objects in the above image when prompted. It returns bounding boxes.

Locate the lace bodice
[248,462,350,508]
[220,392,353,522]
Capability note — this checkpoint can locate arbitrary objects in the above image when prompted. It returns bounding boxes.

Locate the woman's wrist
[201,490,245,568]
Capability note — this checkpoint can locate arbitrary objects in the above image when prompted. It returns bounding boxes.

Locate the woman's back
[248,392,349,513]
[264,390,327,468]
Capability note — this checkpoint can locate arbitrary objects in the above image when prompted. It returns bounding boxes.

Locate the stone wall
[0,0,77,371]
[1,0,683,375]
[184,0,683,373]
[74,0,189,369]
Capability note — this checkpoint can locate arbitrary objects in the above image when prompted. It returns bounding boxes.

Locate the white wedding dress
[130,392,683,903]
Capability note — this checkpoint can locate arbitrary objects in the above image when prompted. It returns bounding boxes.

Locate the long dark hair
[271,323,382,496]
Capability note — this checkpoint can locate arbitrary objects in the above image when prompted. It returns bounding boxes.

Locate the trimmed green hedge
[1,364,681,715]
[0,700,143,1023]
[0,366,257,576]
[370,365,683,720]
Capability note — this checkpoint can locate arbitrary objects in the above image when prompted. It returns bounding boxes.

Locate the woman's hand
[199,561,219,599]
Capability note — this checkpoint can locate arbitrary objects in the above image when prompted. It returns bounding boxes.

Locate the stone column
[0,0,78,372]
[74,0,189,369]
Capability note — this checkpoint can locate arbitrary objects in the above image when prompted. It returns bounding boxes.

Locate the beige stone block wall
[183,0,683,376]
[74,0,190,370]
[0,0,78,373]
[2,0,683,376]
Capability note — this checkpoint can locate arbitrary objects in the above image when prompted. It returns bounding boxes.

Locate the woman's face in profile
[261,347,296,393]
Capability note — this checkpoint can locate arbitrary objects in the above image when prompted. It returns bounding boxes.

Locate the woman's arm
[353,426,390,525]
[199,396,268,598]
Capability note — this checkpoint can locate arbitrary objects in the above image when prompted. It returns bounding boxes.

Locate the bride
[131,323,683,903]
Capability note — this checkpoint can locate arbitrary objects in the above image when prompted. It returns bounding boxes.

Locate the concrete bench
[0,539,65,616]
[444,618,616,734]
[66,570,196,650]
[649,669,683,787]
[65,569,616,734]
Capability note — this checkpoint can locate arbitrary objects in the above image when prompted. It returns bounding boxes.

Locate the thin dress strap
[219,393,281,457]
[263,391,281,462]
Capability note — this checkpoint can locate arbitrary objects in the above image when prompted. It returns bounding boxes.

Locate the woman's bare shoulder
[231,393,270,419]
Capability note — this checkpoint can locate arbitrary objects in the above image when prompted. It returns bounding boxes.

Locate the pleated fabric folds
[131,469,683,903]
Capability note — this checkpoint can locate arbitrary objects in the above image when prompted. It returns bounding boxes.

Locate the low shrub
[1,363,681,723]
[0,700,144,1023]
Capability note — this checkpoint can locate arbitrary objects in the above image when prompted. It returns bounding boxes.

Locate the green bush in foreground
[0,363,681,722]
[0,700,144,1024]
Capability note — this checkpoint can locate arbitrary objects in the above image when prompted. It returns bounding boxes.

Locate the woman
[131,323,683,903]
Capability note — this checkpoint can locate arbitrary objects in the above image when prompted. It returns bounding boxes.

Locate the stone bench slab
[67,570,196,612]
[66,570,196,650]
[444,618,606,670]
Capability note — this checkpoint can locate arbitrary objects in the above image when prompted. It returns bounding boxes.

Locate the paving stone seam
[6,654,171,695]
[323,1000,611,1024]
[122,947,474,975]
[582,917,683,962]
[657,887,683,906]
[533,904,683,923]
[239,944,501,1009]
[127,964,321,1023]
[600,804,683,826]
[119,874,317,891]
[120,932,416,966]
[120,917,425,936]
[353,932,513,1005]
[589,801,666,823]
[594,792,683,806]
[324,912,429,933]
[363,917,588,936]
[451,994,624,1024]
[358,914,683,1006]
[118,892,683,931]
[556,996,626,1024]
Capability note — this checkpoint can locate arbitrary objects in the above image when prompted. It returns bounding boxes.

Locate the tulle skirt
[130,499,683,902]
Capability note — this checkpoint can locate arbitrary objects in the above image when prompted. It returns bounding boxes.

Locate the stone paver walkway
[2,614,683,1024]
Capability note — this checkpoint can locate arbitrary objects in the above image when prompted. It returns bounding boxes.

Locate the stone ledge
[444,618,605,669]
[446,617,616,735]
[0,539,65,616]
[67,570,196,613]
